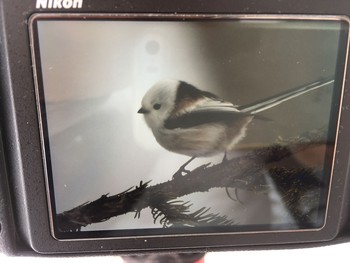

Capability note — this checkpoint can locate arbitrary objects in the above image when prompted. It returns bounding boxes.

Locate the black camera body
[1,0,350,256]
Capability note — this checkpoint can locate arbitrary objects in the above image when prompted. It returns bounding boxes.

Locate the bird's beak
[137,107,149,114]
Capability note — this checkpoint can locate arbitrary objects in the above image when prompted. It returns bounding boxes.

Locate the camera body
[1,0,350,256]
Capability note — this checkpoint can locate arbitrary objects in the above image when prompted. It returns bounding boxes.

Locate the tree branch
[56,127,327,232]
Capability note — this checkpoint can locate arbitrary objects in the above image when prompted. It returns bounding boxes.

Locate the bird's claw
[172,168,191,179]
[172,156,196,179]
[222,152,229,163]
[192,162,211,172]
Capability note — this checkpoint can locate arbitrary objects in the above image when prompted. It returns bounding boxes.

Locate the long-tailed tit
[138,78,334,158]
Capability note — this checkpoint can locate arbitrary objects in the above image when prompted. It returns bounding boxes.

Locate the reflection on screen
[31,16,348,239]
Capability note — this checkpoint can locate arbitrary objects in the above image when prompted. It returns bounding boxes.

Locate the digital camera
[1,0,350,256]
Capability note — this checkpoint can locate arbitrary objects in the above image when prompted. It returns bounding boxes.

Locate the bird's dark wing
[164,110,250,129]
[176,81,220,102]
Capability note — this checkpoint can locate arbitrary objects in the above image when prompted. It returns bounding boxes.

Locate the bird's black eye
[153,103,161,110]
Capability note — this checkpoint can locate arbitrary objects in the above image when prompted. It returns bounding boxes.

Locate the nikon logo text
[36,0,83,9]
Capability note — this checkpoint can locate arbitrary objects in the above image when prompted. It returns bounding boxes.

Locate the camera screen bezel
[1,0,350,255]
[30,12,350,244]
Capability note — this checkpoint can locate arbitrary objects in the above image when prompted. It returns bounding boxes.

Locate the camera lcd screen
[30,15,349,240]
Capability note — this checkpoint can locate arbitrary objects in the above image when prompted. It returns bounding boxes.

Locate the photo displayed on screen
[31,15,348,239]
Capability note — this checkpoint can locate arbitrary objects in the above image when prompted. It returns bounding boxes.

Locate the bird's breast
[153,124,228,156]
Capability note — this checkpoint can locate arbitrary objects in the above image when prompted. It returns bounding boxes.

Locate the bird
[137,78,334,171]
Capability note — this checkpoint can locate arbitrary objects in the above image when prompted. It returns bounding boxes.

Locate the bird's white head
[138,79,179,131]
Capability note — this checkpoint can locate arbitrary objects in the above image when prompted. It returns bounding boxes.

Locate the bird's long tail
[237,77,335,114]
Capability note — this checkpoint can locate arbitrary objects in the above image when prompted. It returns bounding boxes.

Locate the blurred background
[36,19,342,232]
[2,243,350,263]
